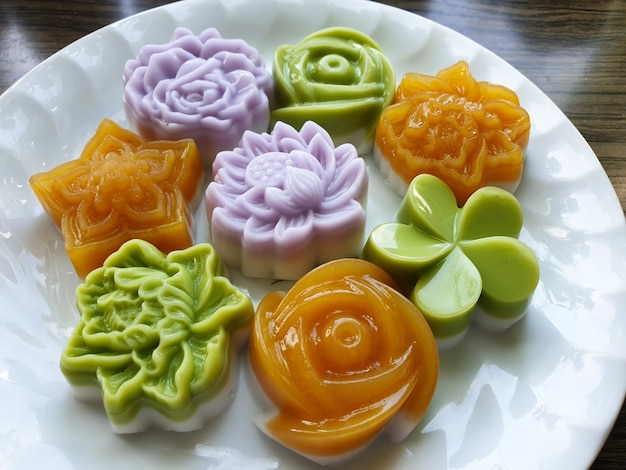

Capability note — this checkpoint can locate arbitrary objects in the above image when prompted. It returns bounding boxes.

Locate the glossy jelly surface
[206,120,368,280]
[29,118,204,278]
[272,27,395,154]
[362,174,540,350]
[248,258,439,464]
[60,239,254,432]
[124,27,272,167]
[375,60,530,204]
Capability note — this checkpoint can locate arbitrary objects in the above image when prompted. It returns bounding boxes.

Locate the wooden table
[1,0,624,468]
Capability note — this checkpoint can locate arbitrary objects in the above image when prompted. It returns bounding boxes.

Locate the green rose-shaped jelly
[60,239,254,433]
[362,174,539,350]
[271,27,395,154]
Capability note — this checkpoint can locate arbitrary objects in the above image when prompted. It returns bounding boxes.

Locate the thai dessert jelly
[272,27,395,154]
[374,60,530,205]
[29,118,204,278]
[60,239,254,433]
[248,258,439,465]
[205,120,368,280]
[124,27,273,168]
[362,174,540,350]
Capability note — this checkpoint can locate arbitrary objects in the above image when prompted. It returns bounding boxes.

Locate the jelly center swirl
[249,259,439,459]
[310,54,354,84]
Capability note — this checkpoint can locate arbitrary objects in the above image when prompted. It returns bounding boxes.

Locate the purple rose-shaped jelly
[206,121,368,280]
[123,27,273,167]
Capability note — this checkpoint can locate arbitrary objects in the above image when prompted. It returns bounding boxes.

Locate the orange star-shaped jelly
[29,118,204,278]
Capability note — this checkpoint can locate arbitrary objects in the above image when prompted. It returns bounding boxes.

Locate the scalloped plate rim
[0,0,625,469]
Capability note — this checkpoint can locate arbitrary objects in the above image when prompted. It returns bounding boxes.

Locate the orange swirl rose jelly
[248,258,439,465]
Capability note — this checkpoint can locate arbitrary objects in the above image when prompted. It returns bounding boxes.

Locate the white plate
[1,0,625,469]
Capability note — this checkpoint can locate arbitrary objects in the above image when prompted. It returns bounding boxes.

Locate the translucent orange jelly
[29,119,204,278]
[248,258,439,463]
[375,60,531,205]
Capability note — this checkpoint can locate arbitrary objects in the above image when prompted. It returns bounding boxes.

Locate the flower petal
[60,322,135,384]
[363,222,452,289]
[456,186,524,240]
[396,173,459,242]
[168,243,224,317]
[102,238,168,271]
[436,60,481,101]
[141,342,195,409]
[307,132,337,181]
[98,362,146,415]
[274,211,316,250]
[284,166,325,209]
[461,236,539,319]
[324,158,367,209]
[410,247,481,339]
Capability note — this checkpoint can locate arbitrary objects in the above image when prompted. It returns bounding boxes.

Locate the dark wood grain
[0,0,624,468]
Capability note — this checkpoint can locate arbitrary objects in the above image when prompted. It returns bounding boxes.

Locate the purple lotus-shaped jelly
[206,121,368,280]
[123,27,273,168]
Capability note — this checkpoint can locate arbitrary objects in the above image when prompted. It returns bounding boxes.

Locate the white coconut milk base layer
[69,327,249,434]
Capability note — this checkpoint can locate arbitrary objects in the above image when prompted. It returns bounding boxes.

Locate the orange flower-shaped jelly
[375,60,530,204]
[29,119,204,278]
[248,258,439,465]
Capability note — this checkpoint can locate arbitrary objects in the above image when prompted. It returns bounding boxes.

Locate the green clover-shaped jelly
[362,174,539,350]
[60,239,254,432]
